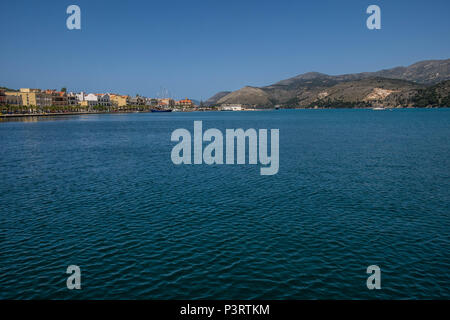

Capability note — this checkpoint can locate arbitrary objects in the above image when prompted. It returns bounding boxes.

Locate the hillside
[208,58,450,108]
[217,87,273,106]
[204,91,231,107]
[409,80,450,107]
[290,78,423,108]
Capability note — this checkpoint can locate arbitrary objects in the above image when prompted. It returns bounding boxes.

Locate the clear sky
[1,0,449,100]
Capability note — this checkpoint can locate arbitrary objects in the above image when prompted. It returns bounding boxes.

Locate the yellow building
[110,94,130,107]
[16,88,52,107]
[2,91,22,106]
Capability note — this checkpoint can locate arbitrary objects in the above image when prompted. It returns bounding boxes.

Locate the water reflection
[0,115,95,123]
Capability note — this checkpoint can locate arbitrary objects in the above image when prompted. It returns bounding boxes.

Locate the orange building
[176,98,194,108]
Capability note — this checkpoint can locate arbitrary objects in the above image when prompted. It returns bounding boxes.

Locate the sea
[0,109,449,299]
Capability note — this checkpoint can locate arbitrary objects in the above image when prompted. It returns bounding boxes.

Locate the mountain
[217,87,273,106]
[204,91,231,107]
[208,58,450,108]
[370,59,450,84]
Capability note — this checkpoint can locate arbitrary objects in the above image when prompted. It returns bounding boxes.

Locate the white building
[76,92,86,103]
[221,104,243,111]
[76,92,111,107]
[67,92,79,106]
[96,94,111,107]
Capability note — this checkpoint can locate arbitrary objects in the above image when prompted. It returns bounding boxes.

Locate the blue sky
[1,0,449,100]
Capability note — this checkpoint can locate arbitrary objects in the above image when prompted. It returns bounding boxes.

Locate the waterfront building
[158,98,175,107]
[79,100,90,108]
[129,95,146,106]
[145,98,158,106]
[76,91,86,103]
[78,93,111,108]
[1,90,23,106]
[45,90,68,106]
[95,94,111,107]
[16,88,52,107]
[221,104,243,111]
[176,98,194,108]
[110,94,131,107]
[67,92,78,106]
[84,93,99,107]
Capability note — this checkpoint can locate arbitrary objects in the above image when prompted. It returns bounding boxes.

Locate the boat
[151,109,172,113]
[372,107,386,110]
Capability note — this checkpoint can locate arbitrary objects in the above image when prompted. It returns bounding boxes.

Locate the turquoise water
[0,109,449,299]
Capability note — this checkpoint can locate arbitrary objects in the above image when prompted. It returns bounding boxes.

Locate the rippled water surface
[1,109,449,299]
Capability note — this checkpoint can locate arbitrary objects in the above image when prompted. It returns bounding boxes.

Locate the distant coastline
[2,59,449,114]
